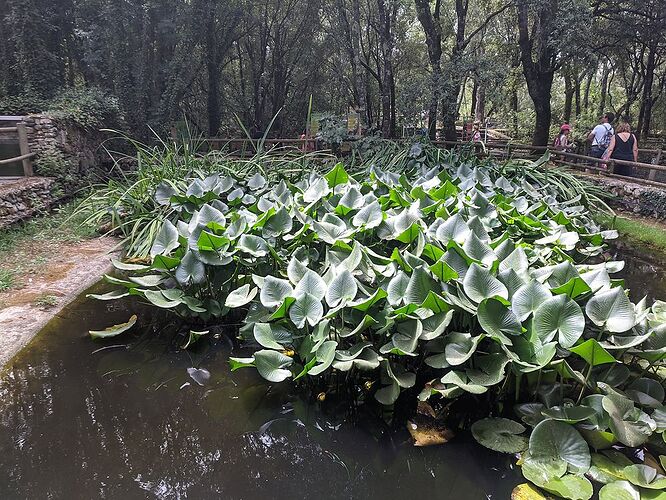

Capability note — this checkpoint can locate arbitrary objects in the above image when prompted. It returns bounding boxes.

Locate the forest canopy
[0,0,664,145]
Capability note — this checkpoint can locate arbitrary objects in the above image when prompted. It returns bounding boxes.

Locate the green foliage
[47,87,124,130]
[0,270,16,291]
[86,141,666,499]
[0,85,48,115]
[33,294,58,308]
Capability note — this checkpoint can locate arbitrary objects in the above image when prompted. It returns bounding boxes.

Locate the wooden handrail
[0,152,36,165]
[0,127,18,133]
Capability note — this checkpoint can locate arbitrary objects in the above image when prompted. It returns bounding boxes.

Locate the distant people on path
[587,112,615,159]
[604,120,638,177]
[553,124,575,152]
[472,121,482,142]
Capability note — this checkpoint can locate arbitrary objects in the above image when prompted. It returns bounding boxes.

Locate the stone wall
[0,177,56,228]
[21,114,102,179]
[579,173,666,220]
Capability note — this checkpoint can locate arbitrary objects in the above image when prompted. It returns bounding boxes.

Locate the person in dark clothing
[604,121,638,176]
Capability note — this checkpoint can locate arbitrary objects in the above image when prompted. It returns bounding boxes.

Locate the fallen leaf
[407,419,454,446]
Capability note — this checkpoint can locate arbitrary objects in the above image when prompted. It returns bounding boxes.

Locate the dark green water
[0,243,662,499]
[0,288,519,499]
[0,142,24,176]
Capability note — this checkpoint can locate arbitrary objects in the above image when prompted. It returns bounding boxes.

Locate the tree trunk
[470,79,478,120]
[377,0,395,138]
[598,62,609,117]
[574,72,581,119]
[511,87,518,137]
[475,84,485,121]
[583,70,593,112]
[637,45,656,140]
[517,0,557,146]
[563,68,573,123]
[205,1,220,136]
[414,0,443,140]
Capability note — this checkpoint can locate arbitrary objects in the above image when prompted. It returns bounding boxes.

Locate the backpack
[598,123,613,148]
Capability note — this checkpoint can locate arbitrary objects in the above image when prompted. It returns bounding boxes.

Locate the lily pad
[471,417,528,453]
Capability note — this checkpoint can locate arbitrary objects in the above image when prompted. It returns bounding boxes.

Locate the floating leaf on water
[471,417,528,453]
[89,315,138,339]
[510,483,548,500]
[187,367,210,386]
[528,420,591,473]
[407,419,454,447]
[598,480,640,500]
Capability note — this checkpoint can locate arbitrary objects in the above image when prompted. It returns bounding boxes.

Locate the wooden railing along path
[201,136,666,187]
[0,116,35,177]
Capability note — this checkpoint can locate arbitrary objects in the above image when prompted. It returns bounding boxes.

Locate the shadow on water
[0,283,520,500]
[610,241,666,303]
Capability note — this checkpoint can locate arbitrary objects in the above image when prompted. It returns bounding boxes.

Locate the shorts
[590,146,606,158]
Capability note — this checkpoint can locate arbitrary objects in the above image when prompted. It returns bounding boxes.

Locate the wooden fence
[454,141,666,188]
[0,116,34,177]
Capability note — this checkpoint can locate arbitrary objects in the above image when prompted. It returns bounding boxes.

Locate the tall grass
[76,129,336,257]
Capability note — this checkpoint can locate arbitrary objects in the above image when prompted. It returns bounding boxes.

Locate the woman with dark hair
[604,121,638,177]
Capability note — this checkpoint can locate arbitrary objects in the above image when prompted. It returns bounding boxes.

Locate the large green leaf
[324,162,349,188]
[528,419,591,473]
[533,295,584,348]
[478,298,522,336]
[404,266,436,305]
[225,284,257,308]
[471,417,528,453]
[260,276,294,308]
[622,465,666,489]
[253,323,292,350]
[308,340,338,376]
[238,234,269,257]
[601,384,656,447]
[387,271,410,306]
[325,270,358,307]
[294,270,327,301]
[262,206,293,238]
[586,287,636,333]
[512,281,552,321]
[254,350,293,382]
[150,220,180,257]
[352,200,383,228]
[599,481,640,500]
[443,331,484,366]
[569,338,616,366]
[462,263,508,303]
[175,251,206,285]
[89,314,137,339]
[289,293,324,328]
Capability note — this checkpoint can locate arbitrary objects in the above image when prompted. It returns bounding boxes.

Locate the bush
[47,86,124,130]
[0,85,48,115]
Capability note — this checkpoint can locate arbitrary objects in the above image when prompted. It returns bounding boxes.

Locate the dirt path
[0,237,118,367]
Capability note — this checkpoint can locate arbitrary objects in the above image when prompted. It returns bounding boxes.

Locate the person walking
[553,124,575,151]
[471,121,482,142]
[604,120,638,177]
[587,112,615,159]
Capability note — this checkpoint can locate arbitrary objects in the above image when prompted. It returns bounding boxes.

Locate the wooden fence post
[649,149,663,181]
[16,123,33,176]
[607,160,615,175]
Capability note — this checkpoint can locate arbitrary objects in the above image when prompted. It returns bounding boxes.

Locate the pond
[0,242,663,499]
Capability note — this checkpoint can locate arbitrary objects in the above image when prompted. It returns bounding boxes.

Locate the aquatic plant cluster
[92,153,666,499]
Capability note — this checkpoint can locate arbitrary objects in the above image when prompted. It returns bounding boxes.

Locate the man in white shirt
[587,112,615,158]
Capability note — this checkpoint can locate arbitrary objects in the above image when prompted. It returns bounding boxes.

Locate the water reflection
[611,241,666,302]
[0,288,519,499]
